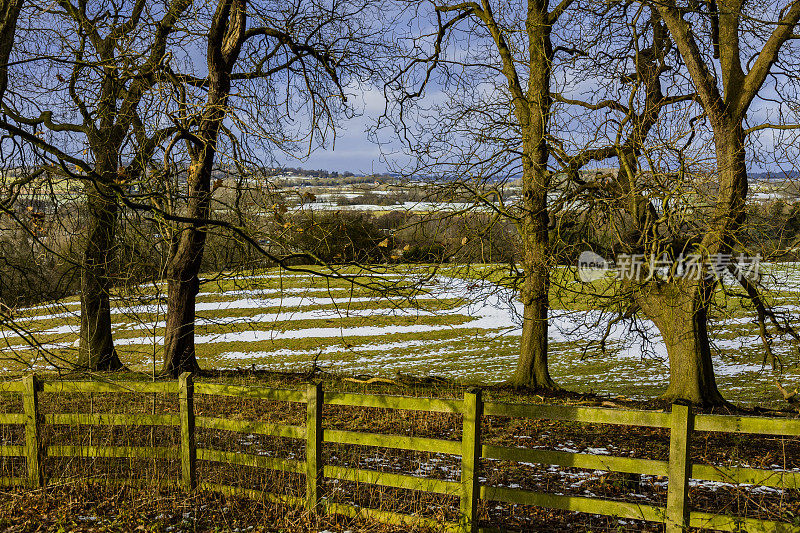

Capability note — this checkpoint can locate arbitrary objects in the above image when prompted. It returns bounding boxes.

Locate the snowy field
[2,264,800,406]
[299,200,483,212]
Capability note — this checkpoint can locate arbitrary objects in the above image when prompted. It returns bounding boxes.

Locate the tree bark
[509,0,556,389]
[513,166,555,389]
[77,156,123,370]
[514,223,555,389]
[636,281,725,406]
[162,161,210,377]
[0,0,22,104]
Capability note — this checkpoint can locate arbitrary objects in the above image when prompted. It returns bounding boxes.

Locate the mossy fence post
[666,403,692,532]
[306,382,323,510]
[179,372,196,490]
[22,373,42,488]
[460,388,482,533]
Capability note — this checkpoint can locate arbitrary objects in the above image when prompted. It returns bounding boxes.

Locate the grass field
[2,263,799,407]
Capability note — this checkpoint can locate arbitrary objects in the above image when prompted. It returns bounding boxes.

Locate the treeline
[267,167,356,179]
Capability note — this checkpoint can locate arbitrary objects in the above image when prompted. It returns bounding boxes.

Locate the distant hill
[749,170,800,181]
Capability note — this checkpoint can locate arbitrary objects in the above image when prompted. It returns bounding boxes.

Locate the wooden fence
[0,373,799,532]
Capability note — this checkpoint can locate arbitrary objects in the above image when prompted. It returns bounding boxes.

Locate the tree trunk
[161,0,245,377]
[637,281,726,406]
[0,0,22,104]
[77,176,123,370]
[707,122,748,246]
[512,187,556,389]
[509,3,556,390]
[631,124,745,407]
[162,164,209,377]
[162,248,203,377]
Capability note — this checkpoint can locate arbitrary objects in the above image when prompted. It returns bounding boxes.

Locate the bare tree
[552,1,800,405]
[160,0,247,376]
[0,0,193,370]
[158,0,382,375]
[383,0,589,390]
[642,0,800,404]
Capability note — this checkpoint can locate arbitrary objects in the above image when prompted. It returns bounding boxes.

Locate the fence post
[460,388,482,533]
[179,372,196,491]
[22,373,42,488]
[666,403,692,533]
[306,382,323,511]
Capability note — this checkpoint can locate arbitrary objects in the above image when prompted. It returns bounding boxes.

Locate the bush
[402,243,447,263]
[287,211,388,264]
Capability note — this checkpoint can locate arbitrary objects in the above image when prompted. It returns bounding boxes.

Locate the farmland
[2,263,799,408]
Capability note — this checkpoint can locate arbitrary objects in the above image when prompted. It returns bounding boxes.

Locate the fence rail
[0,373,798,532]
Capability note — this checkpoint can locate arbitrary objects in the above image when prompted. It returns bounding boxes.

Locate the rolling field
[2,264,799,407]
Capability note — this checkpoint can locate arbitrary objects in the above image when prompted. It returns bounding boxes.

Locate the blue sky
[273,5,800,177]
[276,87,394,174]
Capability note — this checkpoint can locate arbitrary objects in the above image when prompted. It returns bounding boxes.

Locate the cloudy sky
[277,88,398,174]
